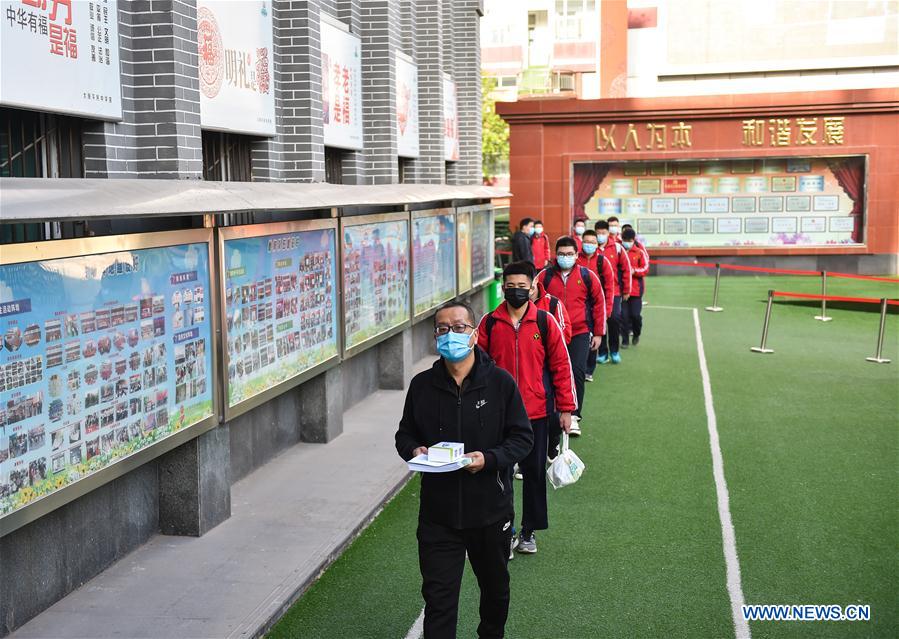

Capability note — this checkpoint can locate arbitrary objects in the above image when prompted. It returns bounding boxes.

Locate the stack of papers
[407,454,472,473]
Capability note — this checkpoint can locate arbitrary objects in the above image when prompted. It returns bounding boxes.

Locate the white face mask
[609,226,620,235]
[534,227,543,236]
[574,226,585,236]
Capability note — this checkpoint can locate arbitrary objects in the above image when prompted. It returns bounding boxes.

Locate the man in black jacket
[510,217,535,264]
[396,301,533,639]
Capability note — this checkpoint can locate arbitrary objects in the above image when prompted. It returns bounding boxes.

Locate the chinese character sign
[1,0,122,119]
[197,0,275,136]
[0,241,215,519]
[395,53,420,159]
[321,19,363,150]
[443,73,459,162]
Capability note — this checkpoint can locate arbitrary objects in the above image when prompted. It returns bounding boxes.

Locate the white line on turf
[403,606,425,639]
[644,304,696,311]
[693,308,751,639]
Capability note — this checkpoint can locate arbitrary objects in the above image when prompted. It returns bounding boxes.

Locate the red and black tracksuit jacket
[477,301,576,421]
[537,262,606,338]
[600,241,633,298]
[530,233,551,269]
[625,242,650,297]
[533,280,572,344]
[576,251,614,319]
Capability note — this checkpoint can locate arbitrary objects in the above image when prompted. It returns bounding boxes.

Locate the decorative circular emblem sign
[197,7,224,99]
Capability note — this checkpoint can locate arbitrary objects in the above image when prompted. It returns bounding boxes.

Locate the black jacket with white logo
[395,347,533,529]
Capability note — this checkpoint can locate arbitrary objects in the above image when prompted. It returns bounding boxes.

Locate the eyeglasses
[434,324,474,336]
[556,251,577,258]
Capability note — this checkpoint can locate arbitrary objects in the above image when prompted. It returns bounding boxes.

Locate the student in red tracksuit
[607,216,623,244]
[537,237,605,436]
[478,261,575,555]
[530,220,552,269]
[621,227,649,348]
[571,218,587,253]
[592,219,632,366]
[576,229,615,383]
[530,276,571,463]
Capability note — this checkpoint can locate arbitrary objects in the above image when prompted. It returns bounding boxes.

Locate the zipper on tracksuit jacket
[457,383,463,528]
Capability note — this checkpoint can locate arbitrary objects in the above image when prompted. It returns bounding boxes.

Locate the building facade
[0,2,495,635]
[495,0,898,271]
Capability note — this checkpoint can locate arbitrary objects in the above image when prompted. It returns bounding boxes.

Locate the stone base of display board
[299,367,344,444]
[378,330,414,391]
[158,425,232,537]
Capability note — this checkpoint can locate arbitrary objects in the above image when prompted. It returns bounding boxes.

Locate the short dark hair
[607,216,620,224]
[582,229,597,239]
[573,218,587,226]
[434,301,476,327]
[503,260,536,282]
[555,236,578,252]
[594,219,609,231]
[532,219,543,226]
[519,217,534,229]
[622,223,634,231]
[622,228,637,241]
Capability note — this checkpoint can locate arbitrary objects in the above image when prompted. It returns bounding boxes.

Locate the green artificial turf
[269,274,898,639]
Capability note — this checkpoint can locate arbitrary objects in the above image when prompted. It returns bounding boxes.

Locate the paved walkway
[11,361,430,639]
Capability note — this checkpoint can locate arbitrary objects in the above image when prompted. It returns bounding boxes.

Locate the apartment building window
[499,76,518,88]
[202,131,252,182]
[554,0,596,40]
[0,107,86,243]
[553,72,576,92]
[325,147,344,185]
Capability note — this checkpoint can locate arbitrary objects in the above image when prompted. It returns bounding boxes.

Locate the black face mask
[504,288,530,309]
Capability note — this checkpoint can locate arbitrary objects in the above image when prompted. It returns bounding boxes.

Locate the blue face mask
[623,241,634,250]
[582,243,597,255]
[597,234,608,245]
[574,226,585,236]
[436,332,473,363]
[526,227,535,237]
[556,255,576,270]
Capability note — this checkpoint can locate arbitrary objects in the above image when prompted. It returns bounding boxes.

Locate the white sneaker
[513,463,523,480]
[585,373,594,383]
[569,416,581,437]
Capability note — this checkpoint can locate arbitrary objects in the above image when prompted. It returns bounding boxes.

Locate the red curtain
[827,158,865,242]
[572,163,611,223]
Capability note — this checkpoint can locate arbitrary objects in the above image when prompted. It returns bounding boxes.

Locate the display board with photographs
[412,211,457,317]
[580,156,865,248]
[469,206,494,287]
[0,236,215,520]
[222,224,339,413]
[342,215,410,352]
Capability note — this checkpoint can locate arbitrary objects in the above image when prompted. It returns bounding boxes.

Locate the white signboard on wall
[197,1,275,136]
[395,53,420,158]
[443,73,459,162]
[0,0,122,119]
[321,19,363,150]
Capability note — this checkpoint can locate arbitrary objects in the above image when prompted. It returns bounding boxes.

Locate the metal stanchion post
[866,298,891,364]
[814,270,833,322]
[705,263,724,312]
[750,290,775,353]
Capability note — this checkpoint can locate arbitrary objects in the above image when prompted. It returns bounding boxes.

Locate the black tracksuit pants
[520,417,549,534]
[597,295,622,359]
[418,516,513,639]
[567,332,590,419]
[622,295,643,342]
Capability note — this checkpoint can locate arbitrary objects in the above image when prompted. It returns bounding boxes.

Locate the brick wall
[81,0,481,186]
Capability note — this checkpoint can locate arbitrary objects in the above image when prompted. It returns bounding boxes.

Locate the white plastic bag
[546,432,585,489]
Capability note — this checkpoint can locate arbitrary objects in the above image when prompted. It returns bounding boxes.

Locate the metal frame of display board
[456,204,495,290]
[339,211,412,360]
[217,219,341,422]
[410,208,457,323]
[0,228,220,537]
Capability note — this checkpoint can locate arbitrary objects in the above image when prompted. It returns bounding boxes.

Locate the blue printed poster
[412,214,456,316]
[0,243,214,518]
